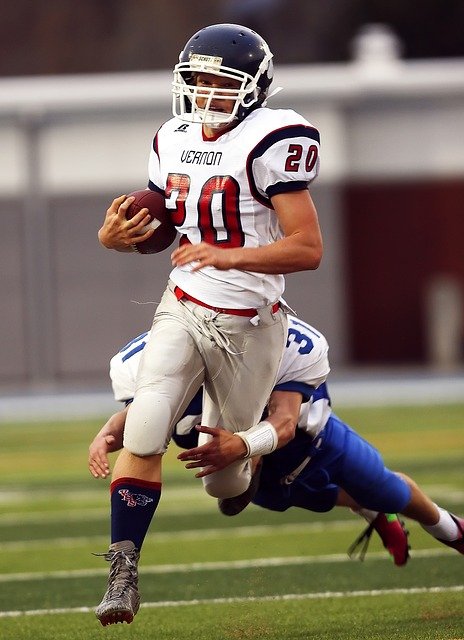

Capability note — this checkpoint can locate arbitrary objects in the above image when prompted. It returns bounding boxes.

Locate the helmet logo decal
[189,53,223,67]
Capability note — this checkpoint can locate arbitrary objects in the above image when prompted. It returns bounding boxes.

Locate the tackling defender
[90,316,464,618]
[95,24,323,625]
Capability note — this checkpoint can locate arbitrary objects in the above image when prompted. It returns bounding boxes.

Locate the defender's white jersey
[111,316,331,439]
[148,108,320,309]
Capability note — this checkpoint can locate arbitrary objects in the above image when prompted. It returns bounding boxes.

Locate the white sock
[352,508,379,523]
[421,506,460,541]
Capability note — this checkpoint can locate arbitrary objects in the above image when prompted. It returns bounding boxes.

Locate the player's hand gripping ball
[126,189,177,254]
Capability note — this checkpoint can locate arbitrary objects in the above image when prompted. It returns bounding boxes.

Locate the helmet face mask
[172,24,274,128]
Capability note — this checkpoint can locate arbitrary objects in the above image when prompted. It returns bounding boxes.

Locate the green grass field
[1,404,463,639]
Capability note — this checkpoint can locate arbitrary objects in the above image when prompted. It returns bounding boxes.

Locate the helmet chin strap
[207,120,237,130]
[195,107,236,129]
[261,86,283,107]
[194,85,282,128]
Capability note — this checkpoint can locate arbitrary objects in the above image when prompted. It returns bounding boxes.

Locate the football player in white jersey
[90,317,464,615]
[95,24,323,625]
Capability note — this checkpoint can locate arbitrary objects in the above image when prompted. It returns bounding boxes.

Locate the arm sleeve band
[235,421,278,458]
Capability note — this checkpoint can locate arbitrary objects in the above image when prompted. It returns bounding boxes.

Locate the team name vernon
[180,149,223,166]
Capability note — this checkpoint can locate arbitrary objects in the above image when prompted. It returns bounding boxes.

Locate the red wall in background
[343,180,464,364]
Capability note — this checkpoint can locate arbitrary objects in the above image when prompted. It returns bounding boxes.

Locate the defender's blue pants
[253,414,411,514]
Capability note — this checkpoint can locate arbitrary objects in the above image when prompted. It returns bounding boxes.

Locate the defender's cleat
[94,540,140,626]
[218,460,263,516]
[348,513,410,566]
[437,514,464,554]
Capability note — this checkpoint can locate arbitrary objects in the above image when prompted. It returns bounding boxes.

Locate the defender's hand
[88,434,116,479]
[178,425,247,478]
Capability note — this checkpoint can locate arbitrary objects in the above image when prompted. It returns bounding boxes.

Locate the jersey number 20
[166,173,245,248]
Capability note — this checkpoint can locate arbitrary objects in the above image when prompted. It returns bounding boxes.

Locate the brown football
[126,189,177,254]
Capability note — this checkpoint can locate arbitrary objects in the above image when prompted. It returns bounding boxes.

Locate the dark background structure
[1,0,464,390]
[2,0,464,77]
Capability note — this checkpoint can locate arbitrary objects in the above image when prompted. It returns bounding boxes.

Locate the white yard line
[0,500,213,524]
[0,519,365,551]
[0,485,211,510]
[0,548,451,583]
[1,583,462,618]
[2,485,463,524]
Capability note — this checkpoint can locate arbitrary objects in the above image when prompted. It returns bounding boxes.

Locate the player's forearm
[234,391,300,458]
[264,412,298,449]
[229,234,323,274]
[95,410,126,450]
[266,390,301,448]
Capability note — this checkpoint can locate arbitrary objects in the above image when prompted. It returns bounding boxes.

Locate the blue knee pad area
[329,415,412,513]
[253,427,339,513]
[253,480,338,513]
[253,414,411,515]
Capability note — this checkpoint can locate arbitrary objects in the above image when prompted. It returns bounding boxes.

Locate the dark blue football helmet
[172,23,274,127]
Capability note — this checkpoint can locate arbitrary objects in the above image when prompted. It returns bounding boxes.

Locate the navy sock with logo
[110,477,161,550]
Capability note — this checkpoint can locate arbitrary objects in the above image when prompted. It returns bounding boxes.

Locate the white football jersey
[148,107,320,309]
[110,316,331,438]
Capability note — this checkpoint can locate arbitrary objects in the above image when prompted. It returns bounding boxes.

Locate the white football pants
[123,281,287,498]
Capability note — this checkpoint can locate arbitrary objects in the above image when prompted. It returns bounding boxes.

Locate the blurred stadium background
[1,0,464,414]
[1,5,463,637]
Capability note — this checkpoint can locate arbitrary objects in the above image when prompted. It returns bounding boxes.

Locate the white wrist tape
[235,421,278,458]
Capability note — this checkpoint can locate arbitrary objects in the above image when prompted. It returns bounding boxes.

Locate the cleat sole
[98,610,134,626]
